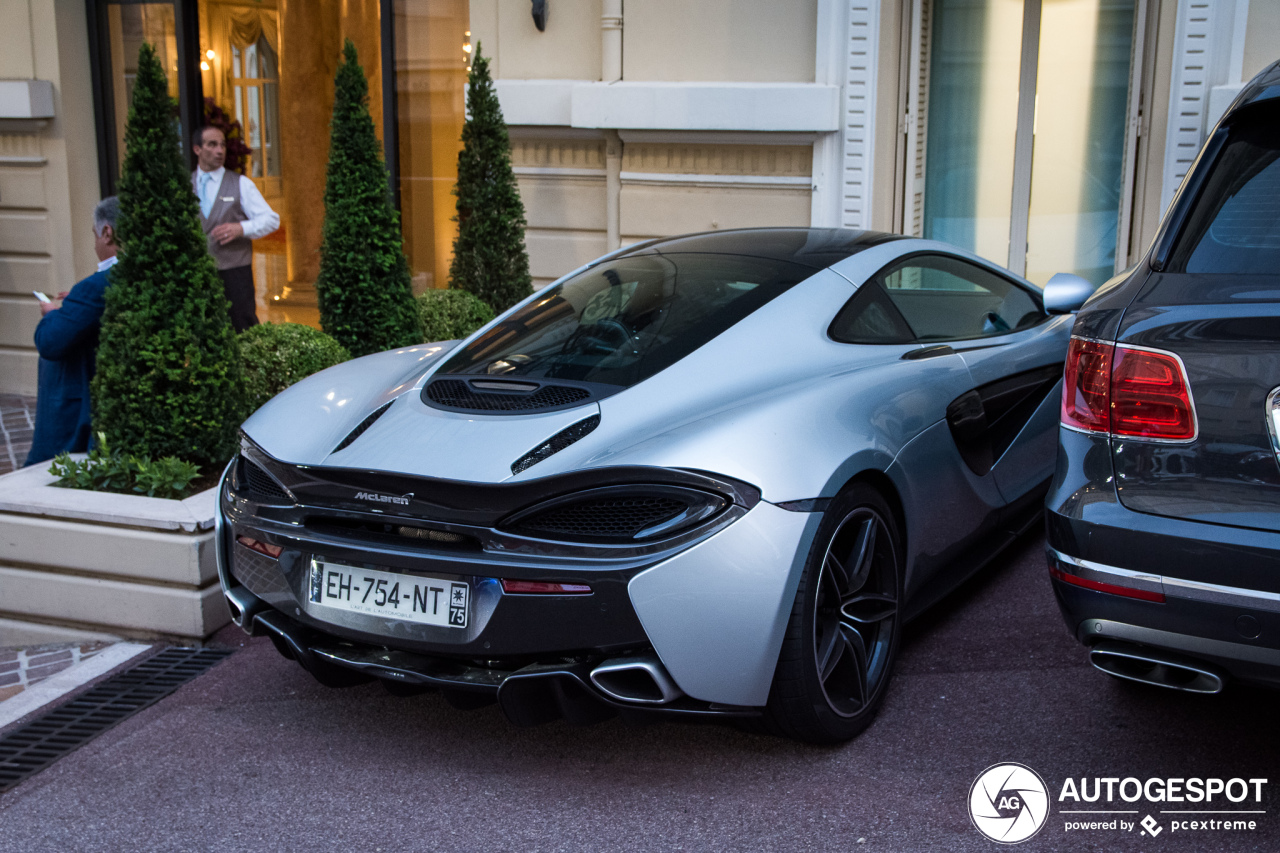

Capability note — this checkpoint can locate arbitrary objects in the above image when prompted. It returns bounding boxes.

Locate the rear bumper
[1047,548,1280,688]
[1046,429,1280,688]
[216,459,819,709]
[248,607,761,725]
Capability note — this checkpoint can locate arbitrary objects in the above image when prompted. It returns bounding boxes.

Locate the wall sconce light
[531,0,547,31]
[206,49,215,60]
[200,61,210,71]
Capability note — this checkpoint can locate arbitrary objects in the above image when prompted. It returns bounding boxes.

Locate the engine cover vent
[511,415,601,475]
[332,400,395,454]
[423,378,592,414]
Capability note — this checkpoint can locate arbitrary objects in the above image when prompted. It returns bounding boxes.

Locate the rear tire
[764,484,903,744]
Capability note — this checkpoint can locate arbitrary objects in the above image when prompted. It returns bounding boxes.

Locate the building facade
[1,0,1275,395]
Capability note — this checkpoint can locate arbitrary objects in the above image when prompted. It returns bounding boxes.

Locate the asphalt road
[0,528,1276,852]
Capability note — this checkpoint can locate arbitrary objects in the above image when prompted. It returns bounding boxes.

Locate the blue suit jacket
[25,267,112,466]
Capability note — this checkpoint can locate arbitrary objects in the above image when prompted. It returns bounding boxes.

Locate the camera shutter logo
[969,763,1050,844]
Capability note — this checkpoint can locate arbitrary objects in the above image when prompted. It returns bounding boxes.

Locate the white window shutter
[903,0,931,237]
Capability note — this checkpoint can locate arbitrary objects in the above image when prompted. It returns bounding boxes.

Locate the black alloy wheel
[765,483,903,743]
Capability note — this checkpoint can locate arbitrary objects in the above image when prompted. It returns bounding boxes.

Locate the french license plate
[308,559,468,628]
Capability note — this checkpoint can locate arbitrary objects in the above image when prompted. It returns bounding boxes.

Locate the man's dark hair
[191,125,221,148]
[93,196,119,237]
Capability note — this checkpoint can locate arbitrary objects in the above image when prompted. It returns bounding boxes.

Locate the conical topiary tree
[316,39,421,358]
[92,42,245,470]
[449,43,532,312]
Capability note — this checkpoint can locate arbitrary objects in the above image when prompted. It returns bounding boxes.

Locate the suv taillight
[1110,345,1197,440]
[1062,338,1112,433]
[1061,338,1197,441]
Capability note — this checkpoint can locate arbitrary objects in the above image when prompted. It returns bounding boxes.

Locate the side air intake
[240,458,292,504]
[332,400,394,453]
[511,415,601,474]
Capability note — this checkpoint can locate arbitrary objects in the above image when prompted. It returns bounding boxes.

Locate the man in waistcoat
[191,125,280,331]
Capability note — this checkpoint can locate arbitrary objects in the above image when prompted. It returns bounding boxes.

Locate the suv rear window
[1169,108,1280,274]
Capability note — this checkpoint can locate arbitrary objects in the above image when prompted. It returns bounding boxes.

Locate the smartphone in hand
[33,291,51,303]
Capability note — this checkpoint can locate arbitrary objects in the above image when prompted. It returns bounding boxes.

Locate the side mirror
[1043,272,1099,314]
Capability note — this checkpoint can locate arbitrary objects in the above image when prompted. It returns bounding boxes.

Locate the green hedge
[238,323,351,413]
[417,289,495,343]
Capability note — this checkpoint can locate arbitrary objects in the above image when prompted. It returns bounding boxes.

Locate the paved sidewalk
[0,644,112,704]
[0,395,35,475]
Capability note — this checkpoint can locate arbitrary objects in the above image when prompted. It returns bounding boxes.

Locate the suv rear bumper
[1047,547,1280,688]
[1046,428,1280,688]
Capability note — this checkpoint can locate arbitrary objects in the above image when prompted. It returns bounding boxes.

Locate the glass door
[912,0,1139,286]
[89,0,202,195]
[1023,0,1137,285]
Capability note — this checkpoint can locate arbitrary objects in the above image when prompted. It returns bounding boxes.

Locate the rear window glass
[436,253,814,388]
[1170,110,1280,274]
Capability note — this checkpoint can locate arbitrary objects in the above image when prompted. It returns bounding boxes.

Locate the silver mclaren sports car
[217,228,1083,743]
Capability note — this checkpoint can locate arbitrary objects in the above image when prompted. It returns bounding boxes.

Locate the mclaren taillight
[1062,338,1113,433]
[1061,338,1196,442]
[1109,346,1197,440]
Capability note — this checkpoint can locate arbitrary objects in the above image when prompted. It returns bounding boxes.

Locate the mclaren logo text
[353,491,413,506]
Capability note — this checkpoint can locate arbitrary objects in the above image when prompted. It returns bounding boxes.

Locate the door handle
[901,345,956,360]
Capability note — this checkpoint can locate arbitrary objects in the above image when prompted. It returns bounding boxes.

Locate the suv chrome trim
[1266,386,1280,474]
[1049,547,1280,613]
[1048,548,1162,593]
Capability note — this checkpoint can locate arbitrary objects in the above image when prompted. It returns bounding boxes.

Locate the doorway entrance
[88,0,470,329]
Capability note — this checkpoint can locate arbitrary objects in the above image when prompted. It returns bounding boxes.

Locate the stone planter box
[0,461,229,641]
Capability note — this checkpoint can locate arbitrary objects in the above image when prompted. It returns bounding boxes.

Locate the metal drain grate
[0,647,233,793]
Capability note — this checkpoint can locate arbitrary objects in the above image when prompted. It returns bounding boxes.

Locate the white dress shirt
[97,255,119,273]
[195,166,281,240]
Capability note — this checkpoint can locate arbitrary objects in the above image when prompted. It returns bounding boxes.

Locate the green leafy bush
[91,43,246,470]
[316,40,422,358]
[417,289,495,343]
[50,434,202,500]
[239,323,351,413]
[449,44,533,312]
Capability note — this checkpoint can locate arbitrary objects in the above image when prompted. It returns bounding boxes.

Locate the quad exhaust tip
[223,586,265,630]
[1089,641,1225,694]
[590,654,684,705]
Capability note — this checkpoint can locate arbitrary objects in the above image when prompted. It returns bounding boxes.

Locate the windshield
[436,252,815,388]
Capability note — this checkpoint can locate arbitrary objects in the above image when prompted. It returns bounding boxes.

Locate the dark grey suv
[1046,60,1280,693]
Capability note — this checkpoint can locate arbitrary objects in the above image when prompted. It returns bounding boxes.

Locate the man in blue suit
[25,197,119,467]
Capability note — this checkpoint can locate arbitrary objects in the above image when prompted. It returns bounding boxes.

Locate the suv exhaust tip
[1089,641,1225,694]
